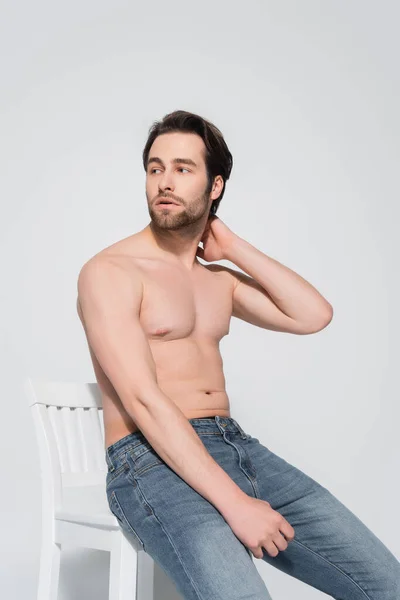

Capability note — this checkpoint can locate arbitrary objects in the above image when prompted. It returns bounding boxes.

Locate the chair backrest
[25,378,107,509]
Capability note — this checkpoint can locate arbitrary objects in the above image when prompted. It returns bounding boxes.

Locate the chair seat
[55,485,119,529]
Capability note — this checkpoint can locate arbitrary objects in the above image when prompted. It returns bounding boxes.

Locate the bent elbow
[307,309,334,334]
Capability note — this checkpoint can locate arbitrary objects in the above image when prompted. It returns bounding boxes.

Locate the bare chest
[137,261,233,342]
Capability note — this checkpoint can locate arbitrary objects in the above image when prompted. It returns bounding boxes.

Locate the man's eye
[149,167,189,174]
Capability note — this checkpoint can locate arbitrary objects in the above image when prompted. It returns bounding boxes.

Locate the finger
[261,541,279,558]
[251,546,265,560]
[280,521,295,542]
[273,533,288,552]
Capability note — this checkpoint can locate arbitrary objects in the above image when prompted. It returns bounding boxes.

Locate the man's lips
[156,198,181,206]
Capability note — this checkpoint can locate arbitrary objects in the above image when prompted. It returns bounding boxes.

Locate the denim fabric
[105,416,400,600]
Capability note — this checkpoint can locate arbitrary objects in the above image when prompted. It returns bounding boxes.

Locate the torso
[78,230,236,449]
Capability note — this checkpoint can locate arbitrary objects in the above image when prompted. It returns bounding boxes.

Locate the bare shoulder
[77,239,145,319]
[80,233,146,277]
[203,263,241,290]
[78,254,142,289]
[87,232,144,262]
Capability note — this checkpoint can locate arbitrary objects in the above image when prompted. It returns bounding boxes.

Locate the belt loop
[105,450,115,472]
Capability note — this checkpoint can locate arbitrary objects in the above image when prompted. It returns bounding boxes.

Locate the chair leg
[109,532,139,600]
[37,538,61,600]
[137,551,155,600]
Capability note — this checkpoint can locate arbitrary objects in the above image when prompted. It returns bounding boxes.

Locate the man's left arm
[221,235,333,335]
[197,216,333,335]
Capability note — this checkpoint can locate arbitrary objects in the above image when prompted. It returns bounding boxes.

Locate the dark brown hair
[142,110,233,216]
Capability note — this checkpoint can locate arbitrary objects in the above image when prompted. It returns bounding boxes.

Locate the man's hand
[196,216,238,262]
[223,496,295,559]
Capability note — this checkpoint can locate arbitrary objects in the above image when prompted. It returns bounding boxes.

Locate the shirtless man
[77,110,400,600]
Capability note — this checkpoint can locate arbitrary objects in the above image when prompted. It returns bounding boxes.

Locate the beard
[148,189,210,231]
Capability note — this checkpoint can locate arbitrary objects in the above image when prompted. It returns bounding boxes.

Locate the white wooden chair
[25,377,155,600]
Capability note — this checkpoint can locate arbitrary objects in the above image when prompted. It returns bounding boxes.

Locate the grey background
[1,1,399,598]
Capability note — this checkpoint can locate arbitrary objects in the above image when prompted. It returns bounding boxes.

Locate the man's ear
[211,175,224,200]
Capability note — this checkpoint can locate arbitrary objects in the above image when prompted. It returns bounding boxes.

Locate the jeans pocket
[109,490,145,551]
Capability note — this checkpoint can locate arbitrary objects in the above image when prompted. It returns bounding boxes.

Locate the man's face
[145,132,215,231]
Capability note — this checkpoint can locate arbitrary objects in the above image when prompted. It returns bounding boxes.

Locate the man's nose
[158,170,175,191]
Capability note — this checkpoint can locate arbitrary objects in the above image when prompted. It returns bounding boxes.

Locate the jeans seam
[110,490,145,549]
[221,433,260,498]
[133,478,206,600]
[128,459,164,479]
[290,538,372,599]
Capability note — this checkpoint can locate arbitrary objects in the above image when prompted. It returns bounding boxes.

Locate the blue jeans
[105,416,400,599]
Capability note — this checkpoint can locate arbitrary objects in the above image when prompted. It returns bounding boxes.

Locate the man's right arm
[77,257,248,520]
